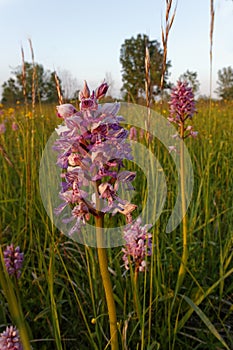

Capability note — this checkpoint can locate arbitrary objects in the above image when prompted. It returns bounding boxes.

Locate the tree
[1,78,21,105]
[1,62,61,104]
[216,66,233,100]
[179,70,200,94]
[120,34,171,102]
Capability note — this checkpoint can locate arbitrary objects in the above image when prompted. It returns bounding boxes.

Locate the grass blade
[182,295,230,350]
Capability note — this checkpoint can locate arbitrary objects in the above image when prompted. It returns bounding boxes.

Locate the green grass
[0,99,233,349]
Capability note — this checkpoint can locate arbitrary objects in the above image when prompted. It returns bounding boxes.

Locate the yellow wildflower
[25,111,33,119]
[7,107,15,115]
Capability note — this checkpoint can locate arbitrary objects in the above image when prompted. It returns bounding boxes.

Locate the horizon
[0,0,233,100]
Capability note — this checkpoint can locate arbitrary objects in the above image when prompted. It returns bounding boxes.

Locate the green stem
[175,122,188,294]
[96,215,119,350]
[0,248,31,350]
[133,269,141,320]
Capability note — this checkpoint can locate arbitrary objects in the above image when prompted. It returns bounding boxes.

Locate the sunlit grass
[0,99,233,349]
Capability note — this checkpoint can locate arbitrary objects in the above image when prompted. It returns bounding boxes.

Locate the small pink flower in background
[169,80,196,122]
[0,122,6,134]
[11,122,18,131]
[168,80,198,139]
[3,244,24,279]
[139,128,144,140]
[190,130,198,138]
[0,325,23,350]
[185,125,198,138]
[122,217,152,272]
[129,126,137,141]
[0,105,3,117]
[168,145,177,153]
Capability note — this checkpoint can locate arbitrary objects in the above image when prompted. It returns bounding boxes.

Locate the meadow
[0,97,232,350]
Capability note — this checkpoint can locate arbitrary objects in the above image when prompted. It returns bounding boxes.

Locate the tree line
[1,34,233,104]
[1,63,61,105]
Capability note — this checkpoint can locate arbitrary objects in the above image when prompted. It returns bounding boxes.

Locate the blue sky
[0,0,233,98]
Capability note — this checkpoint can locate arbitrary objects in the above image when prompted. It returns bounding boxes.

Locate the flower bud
[79,80,90,100]
[95,82,109,100]
[56,104,77,119]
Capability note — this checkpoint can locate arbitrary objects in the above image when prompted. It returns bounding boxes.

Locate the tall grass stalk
[21,45,33,239]
[21,46,28,111]
[56,245,99,350]
[47,242,63,350]
[145,44,151,145]
[209,0,215,116]
[28,38,36,114]
[29,39,36,236]
[54,71,64,105]
[0,99,233,348]
[160,0,177,92]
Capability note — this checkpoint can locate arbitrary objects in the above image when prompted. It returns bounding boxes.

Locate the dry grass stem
[54,71,63,105]
[145,44,151,138]
[145,45,151,108]
[21,46,28,110]
[0,143,13,167]
[28,38,36,113]
[160,0,177,92]
[209,0,215,99]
